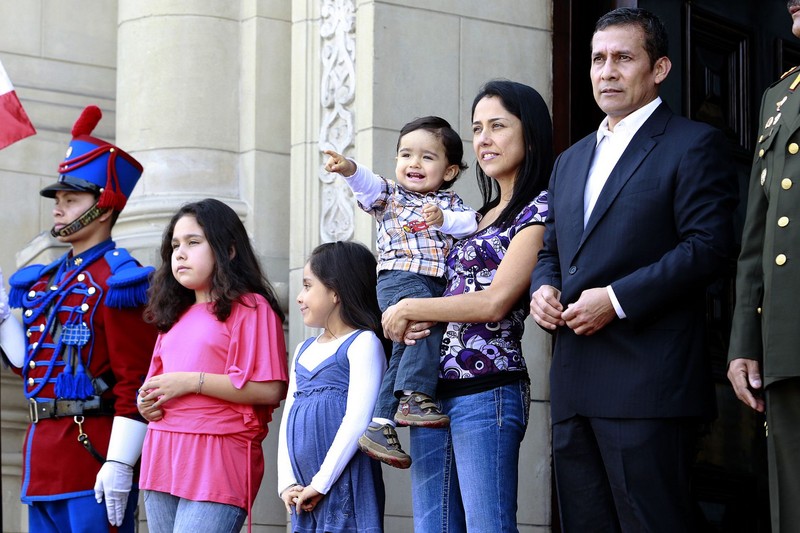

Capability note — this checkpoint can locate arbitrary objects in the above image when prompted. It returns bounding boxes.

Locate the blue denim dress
[286,332,385,533]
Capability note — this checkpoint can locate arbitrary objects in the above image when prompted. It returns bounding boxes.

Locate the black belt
[28,396,115,423]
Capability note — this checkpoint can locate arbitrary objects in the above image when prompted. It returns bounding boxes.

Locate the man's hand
[94,460,133,526]
[530,285,565,330]
[323,149,356,177]
[727,358,765,413]
[561,287,616,335]
[422,204,444,228]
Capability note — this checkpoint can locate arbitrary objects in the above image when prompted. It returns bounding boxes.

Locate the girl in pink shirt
[137,198,288,533]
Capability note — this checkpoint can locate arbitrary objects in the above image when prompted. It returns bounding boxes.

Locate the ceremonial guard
[6,106,158,532]
[728,14,800,527]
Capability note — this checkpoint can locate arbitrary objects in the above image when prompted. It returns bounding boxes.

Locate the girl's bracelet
[196,372,205,394]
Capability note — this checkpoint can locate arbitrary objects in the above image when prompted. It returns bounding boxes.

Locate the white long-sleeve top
[277,330,386,496]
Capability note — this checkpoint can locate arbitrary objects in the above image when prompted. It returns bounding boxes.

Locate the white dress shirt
[584,97,662,318]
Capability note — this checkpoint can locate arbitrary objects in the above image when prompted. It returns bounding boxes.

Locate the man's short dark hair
[595,7,669,68]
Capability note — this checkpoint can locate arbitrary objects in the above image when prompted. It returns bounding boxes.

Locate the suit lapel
[562,136,596,251]
[577,103,670,251]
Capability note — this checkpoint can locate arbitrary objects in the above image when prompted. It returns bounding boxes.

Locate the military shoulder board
[104,248,155,309]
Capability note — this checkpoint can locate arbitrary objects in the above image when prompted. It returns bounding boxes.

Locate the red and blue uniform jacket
[8,239,158,502]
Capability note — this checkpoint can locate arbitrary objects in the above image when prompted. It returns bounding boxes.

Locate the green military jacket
[729,66,800,384]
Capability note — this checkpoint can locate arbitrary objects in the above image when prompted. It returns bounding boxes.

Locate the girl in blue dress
[277,241,388,532]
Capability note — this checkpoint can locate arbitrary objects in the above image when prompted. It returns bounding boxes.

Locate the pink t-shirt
[139,294,288,509]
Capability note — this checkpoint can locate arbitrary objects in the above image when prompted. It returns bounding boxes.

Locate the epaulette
[781,65,800,79]
[7,260,60,308]
[104,248,155,309]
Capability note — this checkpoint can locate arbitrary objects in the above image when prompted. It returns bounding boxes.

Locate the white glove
[0,312,25,368]
[0,269,26,368]
[94,460,133,526]
[93,416,148,526]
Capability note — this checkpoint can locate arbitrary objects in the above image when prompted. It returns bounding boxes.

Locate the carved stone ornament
[319,0,356,242]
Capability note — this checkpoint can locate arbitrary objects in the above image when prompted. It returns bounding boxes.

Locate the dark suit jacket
[532,102,738,424]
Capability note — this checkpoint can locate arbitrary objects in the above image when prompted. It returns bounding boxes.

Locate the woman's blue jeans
[143,490,247,533]
[410,380,530,533]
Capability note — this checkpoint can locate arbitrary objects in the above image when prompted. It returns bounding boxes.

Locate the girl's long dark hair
[308,241,390,360]
[471,79,554,229]
[145,198,284,331]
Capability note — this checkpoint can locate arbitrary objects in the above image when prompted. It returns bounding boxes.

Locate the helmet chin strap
[50,202,109,238]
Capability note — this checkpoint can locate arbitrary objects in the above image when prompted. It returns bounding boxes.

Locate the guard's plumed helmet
[40,105,143,212]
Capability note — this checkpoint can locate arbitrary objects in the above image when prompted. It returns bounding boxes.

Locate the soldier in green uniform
[728,2,800,531]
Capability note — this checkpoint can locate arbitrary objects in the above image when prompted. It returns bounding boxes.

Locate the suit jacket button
[568,265,578,274]
[782,178,793,190]
[789,142,799,155]
[776,254,787,266]
[778,216,789,227]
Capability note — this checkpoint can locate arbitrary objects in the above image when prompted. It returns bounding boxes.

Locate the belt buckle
[28,398,39,424]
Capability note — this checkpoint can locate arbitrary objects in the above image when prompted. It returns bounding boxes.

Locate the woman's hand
[137,389,164,421]
[295,485,323,514]
[382,301,412,342]
[280,484,304,514]
[139,372,198,409]
[402,321,436,345]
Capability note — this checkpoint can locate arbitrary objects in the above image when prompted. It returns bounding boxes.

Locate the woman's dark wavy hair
[397,115,468,191]
[145,198,284,332]
[471,79,553,229]
[307,241,390,361]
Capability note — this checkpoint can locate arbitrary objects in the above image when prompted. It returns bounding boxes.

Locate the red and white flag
[0,59,36,150]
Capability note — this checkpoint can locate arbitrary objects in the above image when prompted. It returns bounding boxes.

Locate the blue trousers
[409,381,529,532]
[28,490,139,533]
[374,270,446,420]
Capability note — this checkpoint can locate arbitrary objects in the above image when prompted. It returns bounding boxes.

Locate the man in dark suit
[728,2,800,530]
[530,7,737,532]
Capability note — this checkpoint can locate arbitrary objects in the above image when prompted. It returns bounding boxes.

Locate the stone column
[114,1,246,266]
[115,3,291,531]
[288,0,372,352]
